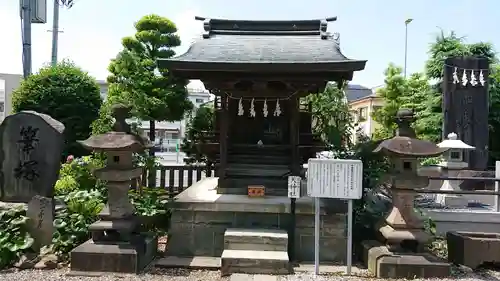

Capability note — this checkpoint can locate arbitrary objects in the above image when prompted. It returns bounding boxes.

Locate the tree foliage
[371,64,432,140]
[374,30,500,151]
[12,61,102,158]
[419,31,499,143]
[106,14,193,147]
[91,84,129,136]
[181,104,215,165]
[306,83,354,152]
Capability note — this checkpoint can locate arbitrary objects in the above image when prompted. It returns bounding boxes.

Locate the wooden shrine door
[228,98,289,145]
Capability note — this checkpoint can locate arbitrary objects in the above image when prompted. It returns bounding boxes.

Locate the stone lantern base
[69,207,158,274]
[361,240,450,279]
[69,235,157,275]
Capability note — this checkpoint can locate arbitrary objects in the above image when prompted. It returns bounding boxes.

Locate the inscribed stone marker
[27,195,54,250]
[0,111,65,203]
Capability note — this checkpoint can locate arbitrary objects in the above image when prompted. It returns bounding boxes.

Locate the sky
[1,0,500,89]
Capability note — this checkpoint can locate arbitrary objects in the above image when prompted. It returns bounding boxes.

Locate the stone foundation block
[70,235,157,274]
[362,240,450,279]
[220,249,290,276]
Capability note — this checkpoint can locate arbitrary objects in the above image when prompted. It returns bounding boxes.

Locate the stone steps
[224,228,288,251]
[221,228,291,276]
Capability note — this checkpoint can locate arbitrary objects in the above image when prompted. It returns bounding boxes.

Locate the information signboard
[306,158,363,276]
[307,158,363,200]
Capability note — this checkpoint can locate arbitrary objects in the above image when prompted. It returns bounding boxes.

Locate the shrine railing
[132,165,217,197]
[422,176,500,212]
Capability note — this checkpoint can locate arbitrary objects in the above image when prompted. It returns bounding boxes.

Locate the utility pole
[21,0,32,78]
[50,0,74,66]
[50,0,60,66]
[404,18,413,78]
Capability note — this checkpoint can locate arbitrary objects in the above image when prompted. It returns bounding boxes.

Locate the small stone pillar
[69,104,156,274]
[435,132,475,208]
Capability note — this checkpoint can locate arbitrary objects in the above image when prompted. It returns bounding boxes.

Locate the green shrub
[59,156,98,191]
[52,190,104,258]
[54,175,79,196]
[0,207,34,269]
[12,60,102,158]
[420,156,444,166]
[129,188,171,235]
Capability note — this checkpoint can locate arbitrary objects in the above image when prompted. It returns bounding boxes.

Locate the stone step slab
[224,228,288,251]
[221,249,290,276]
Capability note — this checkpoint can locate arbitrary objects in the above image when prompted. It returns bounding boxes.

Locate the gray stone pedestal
[167,177,347,263]
[70,234,157,274]
[362,240,450,279]
[70,208,157,274]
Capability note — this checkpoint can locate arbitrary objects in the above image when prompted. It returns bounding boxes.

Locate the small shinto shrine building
[160,17,366,195]
[158,17,366,270]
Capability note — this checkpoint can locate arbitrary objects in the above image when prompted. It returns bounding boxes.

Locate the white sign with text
[306,158,363,200]
[287,176,301,198]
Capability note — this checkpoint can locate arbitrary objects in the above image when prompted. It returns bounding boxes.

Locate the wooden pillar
[288,95,300,262]
[218,94,228,188]
[289,96,300,175]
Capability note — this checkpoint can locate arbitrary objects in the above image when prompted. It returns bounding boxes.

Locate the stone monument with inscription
[70,104,156,275]
[362,109,450,279]
[442,57,489,170]
[0,111,65,202]
[0,111,65,249]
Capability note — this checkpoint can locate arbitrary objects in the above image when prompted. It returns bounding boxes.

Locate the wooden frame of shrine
[158,17,366,196]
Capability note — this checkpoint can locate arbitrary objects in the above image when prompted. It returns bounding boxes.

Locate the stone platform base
[221,249,291,275]
[362,240,450,279]
[167,178,347,263]
[70,235,157,274]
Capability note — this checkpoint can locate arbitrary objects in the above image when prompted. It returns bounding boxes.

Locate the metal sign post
[314,196,320,274]
[307,158,362,276]
[347,199,353,275]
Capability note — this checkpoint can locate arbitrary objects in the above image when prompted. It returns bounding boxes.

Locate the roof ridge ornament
[333,32,340,45]
[202,18,211,39]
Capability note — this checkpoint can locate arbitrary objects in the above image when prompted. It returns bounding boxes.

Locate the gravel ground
[2,267,500,281]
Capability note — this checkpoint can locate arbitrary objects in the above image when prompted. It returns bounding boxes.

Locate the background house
[345,84,384,142]
[0,73,23,122]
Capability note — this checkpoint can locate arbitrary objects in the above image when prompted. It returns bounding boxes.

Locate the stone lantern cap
[78,104,152,152]
[437,132,475,150]
[373,109,448,157]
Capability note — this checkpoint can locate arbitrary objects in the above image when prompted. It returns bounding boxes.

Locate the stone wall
[167,209,347,262]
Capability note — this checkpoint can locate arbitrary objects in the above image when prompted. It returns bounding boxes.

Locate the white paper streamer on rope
[479,70,486,86]
[452,67,460,84]
[274,99,281,116]
[470,70,478,86]
[249,98,256,117]
[237,98,244,116]
[263,99,268,117]
[461,69,468,86]
[448,64,488,87]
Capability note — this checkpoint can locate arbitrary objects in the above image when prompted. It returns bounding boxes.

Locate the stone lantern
[364,109,450,278]
[70,104,156,274]
[435,132,475,207]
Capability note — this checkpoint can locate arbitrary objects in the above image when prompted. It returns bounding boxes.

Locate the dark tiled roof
[345,84,373,102]
[173,34,354,64]
[159,18,366,72]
